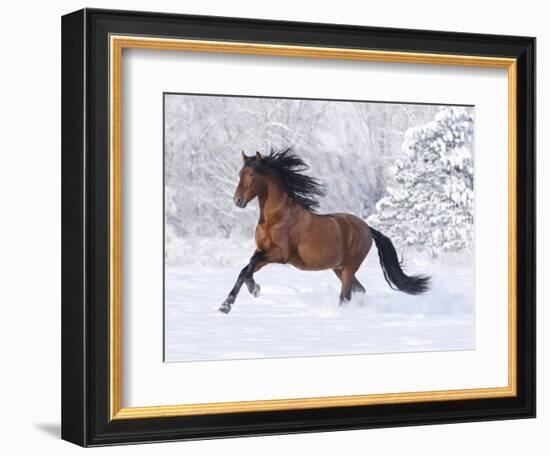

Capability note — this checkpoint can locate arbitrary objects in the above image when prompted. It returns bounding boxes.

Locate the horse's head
[233,151,267,208]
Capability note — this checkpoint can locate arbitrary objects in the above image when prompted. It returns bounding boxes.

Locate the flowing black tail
[370,227,430,295]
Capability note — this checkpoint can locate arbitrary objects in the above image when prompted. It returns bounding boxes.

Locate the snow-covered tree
[368,107,474,256]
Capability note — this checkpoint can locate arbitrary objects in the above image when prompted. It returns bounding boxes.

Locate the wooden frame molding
[108,35,518,421]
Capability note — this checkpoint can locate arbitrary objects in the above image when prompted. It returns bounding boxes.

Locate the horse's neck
[258,178,292,224]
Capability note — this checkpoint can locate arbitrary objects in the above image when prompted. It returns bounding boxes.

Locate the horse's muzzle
[233,196,247,208]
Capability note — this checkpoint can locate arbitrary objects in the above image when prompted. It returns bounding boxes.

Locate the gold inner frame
[109,35,518,420]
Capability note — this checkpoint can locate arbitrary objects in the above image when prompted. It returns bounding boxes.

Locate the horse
[219,148,430,313]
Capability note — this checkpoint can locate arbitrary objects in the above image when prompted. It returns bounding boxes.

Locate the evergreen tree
[368,107,474,256]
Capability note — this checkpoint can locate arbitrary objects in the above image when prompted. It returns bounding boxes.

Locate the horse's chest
[255,223,284,250]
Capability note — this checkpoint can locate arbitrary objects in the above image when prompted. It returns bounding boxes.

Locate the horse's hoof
[219,305,231,314]
[219,299,232,313]
[252,283,261,298]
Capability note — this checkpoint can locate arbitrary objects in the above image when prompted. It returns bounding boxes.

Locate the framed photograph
[61,8,535,447]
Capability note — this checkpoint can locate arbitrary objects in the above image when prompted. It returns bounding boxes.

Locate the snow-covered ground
[164,238,474,362]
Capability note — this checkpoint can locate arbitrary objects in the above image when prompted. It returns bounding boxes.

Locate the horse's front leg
[219,251,264,313]
[244,244,288,296]
[244,250,269,298]
[244,273,261,297]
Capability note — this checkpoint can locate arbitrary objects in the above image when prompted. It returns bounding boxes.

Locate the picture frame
[61,8,536,447]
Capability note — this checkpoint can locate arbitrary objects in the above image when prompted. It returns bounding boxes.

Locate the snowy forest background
[165,94,474,262]
[163,93,475,362]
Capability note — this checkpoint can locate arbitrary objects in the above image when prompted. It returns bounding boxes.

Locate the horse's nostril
[235,197,246,208]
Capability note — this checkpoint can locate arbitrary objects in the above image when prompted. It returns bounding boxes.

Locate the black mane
[247,148,325,211]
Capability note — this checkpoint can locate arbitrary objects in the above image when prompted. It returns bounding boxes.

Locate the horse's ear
[241,151,247,163]
[255,151,262,162]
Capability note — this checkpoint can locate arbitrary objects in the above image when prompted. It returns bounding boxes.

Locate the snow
[164,239,474,362]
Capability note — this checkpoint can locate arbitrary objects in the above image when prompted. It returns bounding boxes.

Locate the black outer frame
[61,8,536,447]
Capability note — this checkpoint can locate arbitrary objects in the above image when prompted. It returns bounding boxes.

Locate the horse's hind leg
[339,269,353,305]
[338,268,357,306]
[351,277,365,294]
[333,269,365,298]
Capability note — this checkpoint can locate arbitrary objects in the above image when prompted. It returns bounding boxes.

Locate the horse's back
[328,213,373,264]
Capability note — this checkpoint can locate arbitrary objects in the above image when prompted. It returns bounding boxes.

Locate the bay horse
[219,148,429,313]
